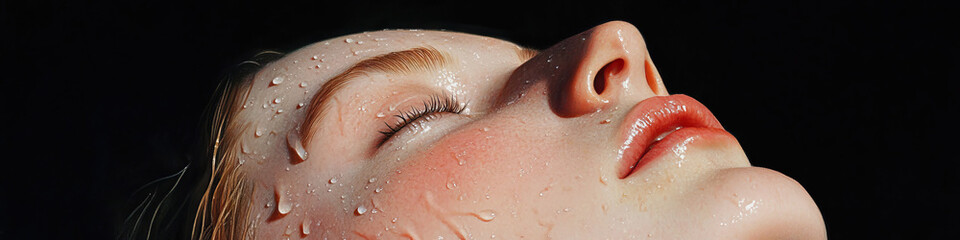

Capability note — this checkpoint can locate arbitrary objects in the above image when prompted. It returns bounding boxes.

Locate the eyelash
[378,95,466,145]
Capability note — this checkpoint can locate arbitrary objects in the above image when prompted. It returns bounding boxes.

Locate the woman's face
[239,21,825,239]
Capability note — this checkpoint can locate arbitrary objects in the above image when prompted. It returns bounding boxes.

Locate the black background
[1,0,956,239]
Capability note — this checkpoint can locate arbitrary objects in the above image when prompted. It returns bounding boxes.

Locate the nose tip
[544,21,665,117]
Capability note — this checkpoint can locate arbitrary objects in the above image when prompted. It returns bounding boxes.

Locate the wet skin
[237,21,826,239]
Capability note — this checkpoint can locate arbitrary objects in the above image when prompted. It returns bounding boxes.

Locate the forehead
[233,30,522,160]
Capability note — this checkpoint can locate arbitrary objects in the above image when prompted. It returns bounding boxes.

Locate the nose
[506,21,666,117]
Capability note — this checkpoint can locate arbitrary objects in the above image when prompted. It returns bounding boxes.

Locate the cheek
[344,121,564,236]
[380,123,539,212]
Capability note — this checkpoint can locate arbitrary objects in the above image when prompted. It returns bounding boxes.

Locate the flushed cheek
[346,124,560,237]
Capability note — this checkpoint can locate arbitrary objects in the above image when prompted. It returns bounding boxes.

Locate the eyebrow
[301,47,451,144]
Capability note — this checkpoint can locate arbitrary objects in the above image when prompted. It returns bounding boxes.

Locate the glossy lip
[616,94,726,178]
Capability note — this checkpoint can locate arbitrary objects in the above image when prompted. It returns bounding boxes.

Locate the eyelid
[377,94,466,147]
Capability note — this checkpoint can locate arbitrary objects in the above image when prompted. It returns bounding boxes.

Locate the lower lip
[626,127,736,177]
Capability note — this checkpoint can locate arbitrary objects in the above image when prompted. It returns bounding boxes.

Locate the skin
[236,21,826,239]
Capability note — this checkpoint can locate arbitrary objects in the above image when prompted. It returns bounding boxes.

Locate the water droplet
[454,150,468,166]
[368,177,377,183]
[287,130,309,162]
[311,55,318,60]
[255,127,265,137]
[475,210,496,222]
[329,177,338,184]
[241,142,251,154]
[356,205,368,215]
[376,112,386,118]
[375,187,383,193]
[273,97,281,104]
[299,82,308,88]
[481,127,490,132]
[276,109,284,114]
[277,190,292,215]
[301,219,312,235]
[600,119,611,124]
[344,38,355,43]
[446,181,458,189]
[297,103,305,109]
[271,76,284,86]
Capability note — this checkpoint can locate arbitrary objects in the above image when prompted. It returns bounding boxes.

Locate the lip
[616,94,727,178]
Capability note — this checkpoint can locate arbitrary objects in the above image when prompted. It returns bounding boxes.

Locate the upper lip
[616,94,724,178]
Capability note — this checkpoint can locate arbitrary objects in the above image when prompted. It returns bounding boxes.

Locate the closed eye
[378,94,466,146]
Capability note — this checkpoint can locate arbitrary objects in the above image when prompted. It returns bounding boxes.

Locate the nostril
[594,59,624,95]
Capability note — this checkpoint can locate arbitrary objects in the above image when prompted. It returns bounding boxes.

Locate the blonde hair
[119,50,284,240]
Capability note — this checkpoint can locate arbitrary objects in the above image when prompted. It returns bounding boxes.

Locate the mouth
[616,94,726,178]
